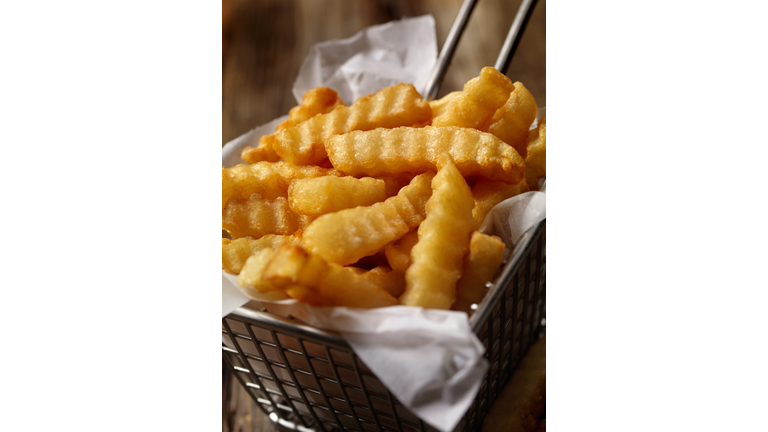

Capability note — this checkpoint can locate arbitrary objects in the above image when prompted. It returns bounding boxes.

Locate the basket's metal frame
[224,1,543,429]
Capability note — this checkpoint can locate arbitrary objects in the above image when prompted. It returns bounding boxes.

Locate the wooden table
[222,0,545,430]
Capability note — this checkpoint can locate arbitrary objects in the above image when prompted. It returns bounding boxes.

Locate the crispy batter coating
[222,235,298,274]
[471,178,530,230]
[326,126,525,184]
[432,67,515,129]
[482,81,538,156]
[222,161,340,208]
[288,176,388,216]
[241,87,345,164]
[452,232,505,313]
[272,83,432,166]
[301,172,434,266]
[400,159,474,309]
[524,117,546,191]
[222,194,313,239]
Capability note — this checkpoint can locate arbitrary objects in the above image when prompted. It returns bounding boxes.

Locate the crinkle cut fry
[452,232,506,313]
[222,194,313,239]
[525,117,546,191]
[432,67,515,129]
[276,86,345,132]
[271,83,433,166]
[301,172,434,266]
[222,161,340,208]
[240,87,344,164]
[237,248,281,294]
[428,91,461,120]
[262,243,398,308]
[288,176,388,216]
[482,81,538,156]
[471,178,530,230]
[326,126,525,184]
[384,230,419,274]
[222,234,299,274]
[399,158,474,310]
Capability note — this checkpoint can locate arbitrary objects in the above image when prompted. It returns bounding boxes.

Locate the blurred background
[222,0,545,146]
[222,0,544,430]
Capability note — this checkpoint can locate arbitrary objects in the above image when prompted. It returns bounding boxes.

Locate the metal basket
[222,219,545,432]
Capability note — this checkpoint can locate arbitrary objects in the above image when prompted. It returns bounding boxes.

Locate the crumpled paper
[292,15,437,104]
[221,16,545,432]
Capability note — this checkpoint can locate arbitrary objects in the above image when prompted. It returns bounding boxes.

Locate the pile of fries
[222,67,546,312]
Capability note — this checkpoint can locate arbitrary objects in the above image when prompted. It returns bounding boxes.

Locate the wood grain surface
[222,0,545,146]
[222,1,545,430]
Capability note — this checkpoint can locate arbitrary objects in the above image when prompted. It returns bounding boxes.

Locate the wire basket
[222,219,545,432]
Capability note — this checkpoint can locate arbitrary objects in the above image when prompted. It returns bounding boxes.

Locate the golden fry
[285,285,332,307]
[428,91,461,120]
[263,244,398,308]
[222,161,340,208]
[276,87,345,132]
[237,248,281,294]
[222,234,298,274]
[326,126,525,184]
[222,194,312,239]
[384,230,419,273]
[482,81,538,156]
[288,176,387,216]
[400,159,474,309]
[240,135,281,164]
[241,87,345,164]
[452,232,505,313]
[363,266,406,298]
[471,178,530,230]
[272,83,432,165]
[302,172,434,266]
[525,117,546,191]
[432,67,515,129]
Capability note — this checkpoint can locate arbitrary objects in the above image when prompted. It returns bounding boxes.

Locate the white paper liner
[221,16,545,432]
[292,15,438,104]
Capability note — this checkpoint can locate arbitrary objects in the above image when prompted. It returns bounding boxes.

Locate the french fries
[222,235,299,274]
[384,230,419,273]
[301,172,434,266]
[432,67,515,129]
[399,158,474,310]
[222,194,312,239]
[452,232,506,313]
[326,126,525,184]
[222,161,340,208]
[262,243,399,308]
[482,81,538,156]
[272,83,432,166]
[240,87,345,164]
[471,178,530,230]
[222,68,544,311]
[288,176,388,216]
[524,117,546,191]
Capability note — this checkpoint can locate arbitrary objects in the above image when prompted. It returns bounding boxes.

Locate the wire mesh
[222,220,545,432]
